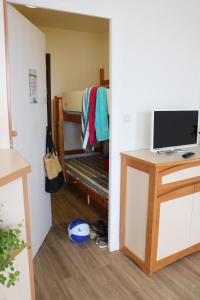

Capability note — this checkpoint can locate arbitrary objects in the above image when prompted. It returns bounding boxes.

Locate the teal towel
[95,87,109,141]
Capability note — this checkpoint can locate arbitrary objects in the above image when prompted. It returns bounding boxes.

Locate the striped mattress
[64,155,108,199]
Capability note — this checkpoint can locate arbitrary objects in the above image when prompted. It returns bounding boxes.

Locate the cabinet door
[124,166,149,261]
[190,184,200,245]
[0,249,32,300]
[157,186,194,260]
[0,179,32,300]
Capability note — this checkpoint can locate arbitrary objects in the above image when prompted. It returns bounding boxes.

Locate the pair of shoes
[96,236,108,248]
[90,220,106,231]
[90,220,107,237]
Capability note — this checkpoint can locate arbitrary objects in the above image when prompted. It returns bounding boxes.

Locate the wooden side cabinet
[120,147,200,276]
[0,149,35,300]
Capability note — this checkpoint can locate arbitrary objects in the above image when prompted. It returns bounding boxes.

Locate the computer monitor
[151,110,199,152]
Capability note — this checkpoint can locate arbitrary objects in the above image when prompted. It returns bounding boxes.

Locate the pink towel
[89,86,98,145]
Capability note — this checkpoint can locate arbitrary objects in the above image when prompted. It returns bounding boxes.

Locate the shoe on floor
[96,239,108,248]
[90,228,97,240]
[90,220,107,231]
[90,220,107,237]
[96,236,108,246]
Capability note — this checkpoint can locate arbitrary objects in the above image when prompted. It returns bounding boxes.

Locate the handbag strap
[46,127,56,155]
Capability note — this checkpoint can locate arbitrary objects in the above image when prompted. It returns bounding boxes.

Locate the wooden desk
[120,146,200,275]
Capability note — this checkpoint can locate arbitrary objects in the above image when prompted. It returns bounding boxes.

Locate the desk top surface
[122,146,200,167]
[0,149,31,185]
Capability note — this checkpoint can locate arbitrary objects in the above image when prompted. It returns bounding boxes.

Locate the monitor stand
[157,148,185,155]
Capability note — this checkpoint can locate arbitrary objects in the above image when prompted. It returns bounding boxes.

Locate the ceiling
[12,4,109,33]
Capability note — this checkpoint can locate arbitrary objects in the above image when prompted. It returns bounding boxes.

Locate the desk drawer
[158,163,200,195]
[162,165,200,184]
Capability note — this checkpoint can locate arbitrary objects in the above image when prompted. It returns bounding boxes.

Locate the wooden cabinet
[120,147,200,275]
[0,149,35,300]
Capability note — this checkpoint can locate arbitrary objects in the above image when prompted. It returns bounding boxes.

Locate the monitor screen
[153,110,199,150]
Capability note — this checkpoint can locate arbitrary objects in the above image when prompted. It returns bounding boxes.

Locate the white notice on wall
[29,68,38,103]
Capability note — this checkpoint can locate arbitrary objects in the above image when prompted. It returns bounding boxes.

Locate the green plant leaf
[0,221,29,288]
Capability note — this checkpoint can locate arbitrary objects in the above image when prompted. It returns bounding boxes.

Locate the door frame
[0,0,12,148]
[5,0,120,252]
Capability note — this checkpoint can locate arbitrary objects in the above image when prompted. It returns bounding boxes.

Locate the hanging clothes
[95,87,109,142]
[89,86,98,146]
[81,87,92,149]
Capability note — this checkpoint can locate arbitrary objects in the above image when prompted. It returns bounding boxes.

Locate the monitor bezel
[150,109,199,152]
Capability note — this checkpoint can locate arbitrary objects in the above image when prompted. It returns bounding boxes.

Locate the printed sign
[29,68,38,103]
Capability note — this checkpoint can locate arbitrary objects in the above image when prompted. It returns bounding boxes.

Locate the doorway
[7,3,112,254]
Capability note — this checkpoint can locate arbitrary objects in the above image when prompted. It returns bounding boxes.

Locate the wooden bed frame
[100,68,109,87]
[53,69,109,210]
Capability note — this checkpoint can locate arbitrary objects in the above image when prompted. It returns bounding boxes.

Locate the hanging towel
[81,87,92,149]
[89,86,98,145]
[95,87,109,142]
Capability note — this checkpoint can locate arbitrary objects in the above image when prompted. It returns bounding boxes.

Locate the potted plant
[0,220,27,288]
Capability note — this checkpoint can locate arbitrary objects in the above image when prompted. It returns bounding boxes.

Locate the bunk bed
[53,69,109,210]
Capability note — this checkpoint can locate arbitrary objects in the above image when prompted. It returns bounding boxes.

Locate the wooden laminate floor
[34,184,200,300]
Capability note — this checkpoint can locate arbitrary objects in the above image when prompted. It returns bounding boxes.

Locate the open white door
[7,4,52,256]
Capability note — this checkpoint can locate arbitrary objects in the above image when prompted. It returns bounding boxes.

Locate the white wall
[118,1,200,152]
[0,1,10,149]
[7,5,52,256]
[42,26,108,97]
[7,0,200,252]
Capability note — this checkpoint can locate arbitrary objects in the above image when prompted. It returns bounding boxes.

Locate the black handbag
[44,127,64,193]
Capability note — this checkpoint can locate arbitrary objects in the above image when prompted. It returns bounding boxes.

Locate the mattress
[65,154,108,199]
[63,90,83,112]
[63,89,110,114]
